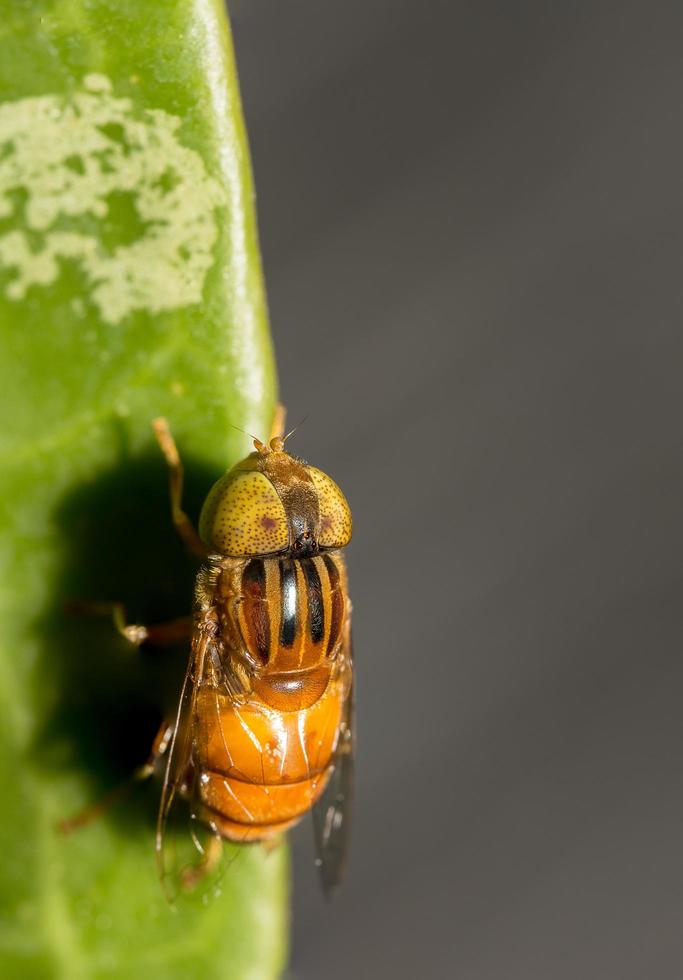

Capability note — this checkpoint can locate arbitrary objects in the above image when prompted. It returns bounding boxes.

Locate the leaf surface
[0,3,287,977]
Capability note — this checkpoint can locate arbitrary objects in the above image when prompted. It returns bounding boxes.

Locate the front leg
[270,403,286,442]
[152,417,208,561]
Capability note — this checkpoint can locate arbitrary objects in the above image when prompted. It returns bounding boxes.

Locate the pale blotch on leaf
[0,73,227,323]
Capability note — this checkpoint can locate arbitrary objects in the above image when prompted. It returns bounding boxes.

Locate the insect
[114,412,354,895]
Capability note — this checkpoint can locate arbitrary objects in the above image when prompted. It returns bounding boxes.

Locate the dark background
[232,3,683,977]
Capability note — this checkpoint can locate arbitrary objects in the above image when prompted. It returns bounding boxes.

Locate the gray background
[232,3,683,978]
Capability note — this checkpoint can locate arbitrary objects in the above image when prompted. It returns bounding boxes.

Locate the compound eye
[199,471,288,556]
[308,467,352,548]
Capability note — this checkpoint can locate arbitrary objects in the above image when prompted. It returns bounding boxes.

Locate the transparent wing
[156,624,211,896]
[313,623,354,896]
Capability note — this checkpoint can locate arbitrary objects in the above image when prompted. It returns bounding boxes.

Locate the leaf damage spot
[0,73,227,323]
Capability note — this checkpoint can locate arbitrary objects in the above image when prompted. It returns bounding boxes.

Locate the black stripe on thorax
[279,558,298,647]
[322,553,344,655]
[302,558,324,644]
[241,558,270,662]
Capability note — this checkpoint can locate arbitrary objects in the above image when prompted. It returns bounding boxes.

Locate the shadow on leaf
[31,429,221,834]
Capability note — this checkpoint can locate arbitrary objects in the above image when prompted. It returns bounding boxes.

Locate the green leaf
[0,2,287,977]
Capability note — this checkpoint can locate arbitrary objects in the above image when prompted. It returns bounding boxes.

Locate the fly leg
[65,600,192,648]
[57,720,174,834]
[152,417,208,561]
[270,403,286,441]
[134,720,175,782]
[261,834,285,855]
[58,603,187,833]
[180,834,223,891]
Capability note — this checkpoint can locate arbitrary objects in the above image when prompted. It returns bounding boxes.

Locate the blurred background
[231,3,683,978]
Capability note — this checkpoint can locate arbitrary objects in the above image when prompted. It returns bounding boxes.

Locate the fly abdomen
[194,677,345,842]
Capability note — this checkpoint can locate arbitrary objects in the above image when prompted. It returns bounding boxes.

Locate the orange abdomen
[195,673,346,841]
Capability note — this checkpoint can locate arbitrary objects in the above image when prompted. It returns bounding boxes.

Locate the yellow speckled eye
[308,467,352,548]
[199,471,288,556]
